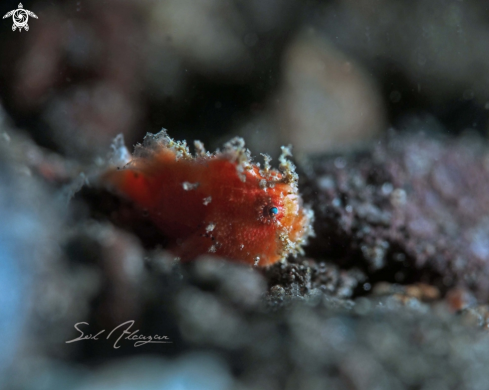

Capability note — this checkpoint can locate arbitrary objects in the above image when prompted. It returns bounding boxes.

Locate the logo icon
[3,3,37,32]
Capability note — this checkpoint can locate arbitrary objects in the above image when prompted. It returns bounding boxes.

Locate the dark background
[2,0,489,162]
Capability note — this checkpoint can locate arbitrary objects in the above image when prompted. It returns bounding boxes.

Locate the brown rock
[276,32,385,154]
[302,132,489,302]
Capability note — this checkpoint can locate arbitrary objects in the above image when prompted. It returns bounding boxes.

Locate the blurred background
[2,0,489,162]
[3,0,489,389]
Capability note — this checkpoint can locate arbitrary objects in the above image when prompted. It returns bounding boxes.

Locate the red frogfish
[103,130,314,266]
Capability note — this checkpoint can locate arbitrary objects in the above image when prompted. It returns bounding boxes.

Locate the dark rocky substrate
[4,129,489,390]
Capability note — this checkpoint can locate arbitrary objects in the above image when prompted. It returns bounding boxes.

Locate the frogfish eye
[265,206,279,218]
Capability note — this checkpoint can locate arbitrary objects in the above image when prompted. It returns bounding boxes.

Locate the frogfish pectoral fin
[168,231,217,262]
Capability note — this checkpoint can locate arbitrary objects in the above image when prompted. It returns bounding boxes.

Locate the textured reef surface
[5,127,489,390]
[302,132,489,301]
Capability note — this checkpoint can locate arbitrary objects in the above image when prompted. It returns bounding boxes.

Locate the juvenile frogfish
[103,130,314,266]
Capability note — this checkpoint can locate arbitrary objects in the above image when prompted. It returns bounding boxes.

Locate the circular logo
[12,9,28,28]
[3,4,38,32]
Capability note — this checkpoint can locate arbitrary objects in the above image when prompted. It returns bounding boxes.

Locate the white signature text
[66,320,172,349]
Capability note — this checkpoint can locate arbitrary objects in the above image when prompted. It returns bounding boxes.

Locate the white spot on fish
[182,182,200,190]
